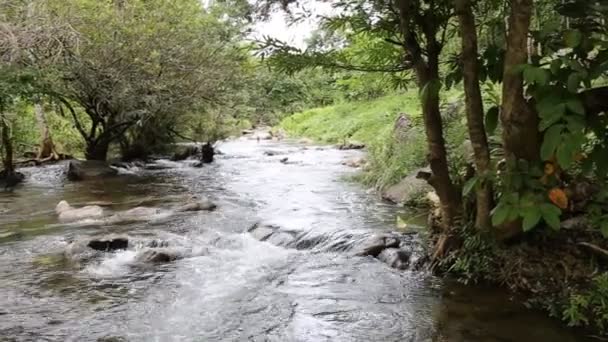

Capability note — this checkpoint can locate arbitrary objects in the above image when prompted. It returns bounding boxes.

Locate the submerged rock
[175,198,217,212]
[66,160,118,181]
[106,206,163,224]
[56,200,104,223]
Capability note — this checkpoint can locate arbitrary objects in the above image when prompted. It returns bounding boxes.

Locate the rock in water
[55,200,104,223]
[201,143,214,163]
[136,248,181,263]
[247,223,279,241]
[66,160,118,181]
[0,170,25,189]
[337,141,365,150]
[106,206,163,224]
[377,248,411,270]
[341,157,366,168]
[87,235,129,251]
[354,234,400,257]
[382,167,432,206]
[176,198,217,212]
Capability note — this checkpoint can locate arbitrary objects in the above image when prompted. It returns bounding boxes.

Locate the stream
[0,137,592,341]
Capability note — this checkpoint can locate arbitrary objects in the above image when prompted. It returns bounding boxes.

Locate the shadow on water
[0,137,594,341]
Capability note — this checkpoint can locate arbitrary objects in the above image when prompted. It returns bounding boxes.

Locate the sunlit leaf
[548,188,569,209]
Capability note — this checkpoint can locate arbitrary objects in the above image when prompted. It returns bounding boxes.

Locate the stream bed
[0,137,591,341]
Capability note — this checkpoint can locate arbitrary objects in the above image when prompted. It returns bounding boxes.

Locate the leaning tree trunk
[1,112,15,175]
[456,0,493,230]
[499,0,539,240]
[34,102,59,161]
[418,69,462,230]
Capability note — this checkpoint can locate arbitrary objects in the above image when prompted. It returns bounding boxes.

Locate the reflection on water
[0,138,591,341]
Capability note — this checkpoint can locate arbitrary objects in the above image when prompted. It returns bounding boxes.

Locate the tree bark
[455,0,493,230]
[395,0,461,231]
[34,102,59,160]
[1,112,14,175]
[501,0,539,163]
[85,139,110,161]
[499,0,538,240]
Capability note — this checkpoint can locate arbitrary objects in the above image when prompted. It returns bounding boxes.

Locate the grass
[279,90,467,191]
[280,92,421,145]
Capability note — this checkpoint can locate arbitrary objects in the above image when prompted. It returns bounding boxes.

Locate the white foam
[84,250,138,277]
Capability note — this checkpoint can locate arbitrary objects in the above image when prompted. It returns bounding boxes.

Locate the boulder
[87,235,129,252]
[201,143,214,164]
[354,234,400,257]
[377,248,411,270]
[136,248,182,263]
[67,160,118,181]
[337,141,365,150]
[106,207,163,224]
[382,168,432,206]
[342,157,366,168]
[171,145,200,161]
[0,170,25,189]
[147,240,170,248]
[56,200,104,223]
[280,157,289,164]
[298,138,314,144]
[248,223,279,241]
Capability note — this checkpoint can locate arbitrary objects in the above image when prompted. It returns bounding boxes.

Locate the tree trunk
[456,0,493,230]
[499,0,538,240]
[395,0,461,232]
[418,71,462,230]
[85,139,110,161]
[501,0,539,163]
[1,112,14,175]
[34,102,59,160]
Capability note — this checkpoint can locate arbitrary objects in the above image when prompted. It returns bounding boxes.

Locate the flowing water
[0,137,592,342]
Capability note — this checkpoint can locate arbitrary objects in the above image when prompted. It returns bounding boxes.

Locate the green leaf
[550,59,561,75]
[539,104,567,131]
[491,202,511,226]
[566,98,585,115]
[601,221,608,238]
[522,209,542,231]
[567,73,581,93]
[462,177,478,197]
[540,203,562,230]
[540,125,563,160]
[564,30,582,48]
[556,143,575,168]
[485,106,499,135]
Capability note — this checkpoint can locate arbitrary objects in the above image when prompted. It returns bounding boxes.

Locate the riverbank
[278,91,468,196]
[278,96,608,338]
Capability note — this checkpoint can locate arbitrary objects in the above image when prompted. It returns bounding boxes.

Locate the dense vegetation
[2,0,608,336]
[263,0,608,334]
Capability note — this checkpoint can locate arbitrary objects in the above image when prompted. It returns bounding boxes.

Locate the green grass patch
[279,90,467,190]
